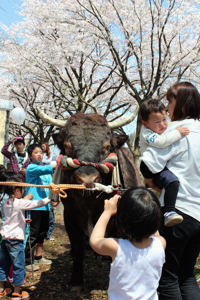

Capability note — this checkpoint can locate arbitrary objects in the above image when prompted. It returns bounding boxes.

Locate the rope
[57,153,118,173]
[0,182,86,200]
[93,183,116,194]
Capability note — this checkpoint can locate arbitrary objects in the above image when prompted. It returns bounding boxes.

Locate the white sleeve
[42,154,53,164]
[17,197,51,210]
[144,129,182,148]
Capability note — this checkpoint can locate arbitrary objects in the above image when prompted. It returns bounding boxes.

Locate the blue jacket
[26,163,54,211]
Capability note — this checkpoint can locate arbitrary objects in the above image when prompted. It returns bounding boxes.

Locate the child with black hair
[139,99,190,226]
[90,187,166,300]
[24,144,56,271]
[0,174,51,299]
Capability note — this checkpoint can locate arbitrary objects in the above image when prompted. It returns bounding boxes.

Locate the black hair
[116,187,161,243]
[166,82,200,121]
[27,144,43,156]
[139,99,166,122]
[0,165,22,197]
[4,176,23,196]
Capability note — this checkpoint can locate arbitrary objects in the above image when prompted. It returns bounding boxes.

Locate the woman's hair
[116,187,161,243]
[166,82,200,121]
[42,142,51,158]
[0,165,22,196]
[139,99,166,122]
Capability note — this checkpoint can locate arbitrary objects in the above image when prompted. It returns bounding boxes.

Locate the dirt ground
[2,213,200,300]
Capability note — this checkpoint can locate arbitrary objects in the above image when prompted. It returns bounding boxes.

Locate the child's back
[90,187,166,300]
[108,237,165,300]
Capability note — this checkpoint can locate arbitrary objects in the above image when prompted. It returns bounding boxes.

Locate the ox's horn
[108,106,139,129]
[37,105,139,129]
[37,107,66,127]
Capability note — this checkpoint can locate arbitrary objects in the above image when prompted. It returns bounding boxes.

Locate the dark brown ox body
[52,112,141,289]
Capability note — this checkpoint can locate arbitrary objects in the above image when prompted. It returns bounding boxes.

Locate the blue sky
[0,0,23,27]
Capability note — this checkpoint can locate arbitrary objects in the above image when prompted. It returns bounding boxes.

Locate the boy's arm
[27,164,54,176]
[90,195,120,261]
[1,140,13,158]
[144,128,189,149]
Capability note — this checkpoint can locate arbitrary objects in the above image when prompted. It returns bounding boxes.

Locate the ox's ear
[52,130,65,154]
[111,132,128,150]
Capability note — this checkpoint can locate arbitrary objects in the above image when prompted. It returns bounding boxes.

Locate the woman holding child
[141,82,200,299]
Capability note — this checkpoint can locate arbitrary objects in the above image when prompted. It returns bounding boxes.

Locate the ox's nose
[76,174,100,188]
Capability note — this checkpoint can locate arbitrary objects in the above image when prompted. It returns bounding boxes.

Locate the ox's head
[52,112,128,188]
[37,107,139,190]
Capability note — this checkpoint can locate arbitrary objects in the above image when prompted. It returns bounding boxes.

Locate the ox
[37,108,141,290]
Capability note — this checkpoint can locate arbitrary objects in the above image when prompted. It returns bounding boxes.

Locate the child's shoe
[164,211,183,227]
[10,291,29,299]
[25,264,39,272]
[0,287,12,298]
[45,236,55,241]
[34,257,52,265]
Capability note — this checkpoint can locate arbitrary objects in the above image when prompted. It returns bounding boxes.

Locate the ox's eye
[64,141,73,156]
[102,141,111,155]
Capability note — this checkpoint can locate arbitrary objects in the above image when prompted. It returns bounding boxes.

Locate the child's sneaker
[34,257,52,265]
[10,291,29,299]
[25,264,39,272]
[164,211,183,227]
[0,287,12,298]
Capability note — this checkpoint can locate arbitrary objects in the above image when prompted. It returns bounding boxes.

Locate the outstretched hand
[104,194,120,216]
[51,199,60,207]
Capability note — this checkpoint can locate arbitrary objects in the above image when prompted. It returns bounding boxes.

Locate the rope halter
[57,153,118,173]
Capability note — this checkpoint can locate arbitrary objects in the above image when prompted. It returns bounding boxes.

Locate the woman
[41,142,52,165]
[141,82,200,300]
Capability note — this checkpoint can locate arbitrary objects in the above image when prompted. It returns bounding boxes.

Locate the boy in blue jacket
[24,144,57,271]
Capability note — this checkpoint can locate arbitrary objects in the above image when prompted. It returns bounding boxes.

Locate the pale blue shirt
[25,163,54,211]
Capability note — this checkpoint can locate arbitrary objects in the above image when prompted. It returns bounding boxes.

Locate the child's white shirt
[108,237,165,300]
[139,125,181,155]
[1,197,50,241]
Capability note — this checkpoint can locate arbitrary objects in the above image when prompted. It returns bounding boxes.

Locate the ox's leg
[63,207,85,290]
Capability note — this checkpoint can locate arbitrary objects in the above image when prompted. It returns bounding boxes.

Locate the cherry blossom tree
[0,7,136,144]
[61,0,200,164]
